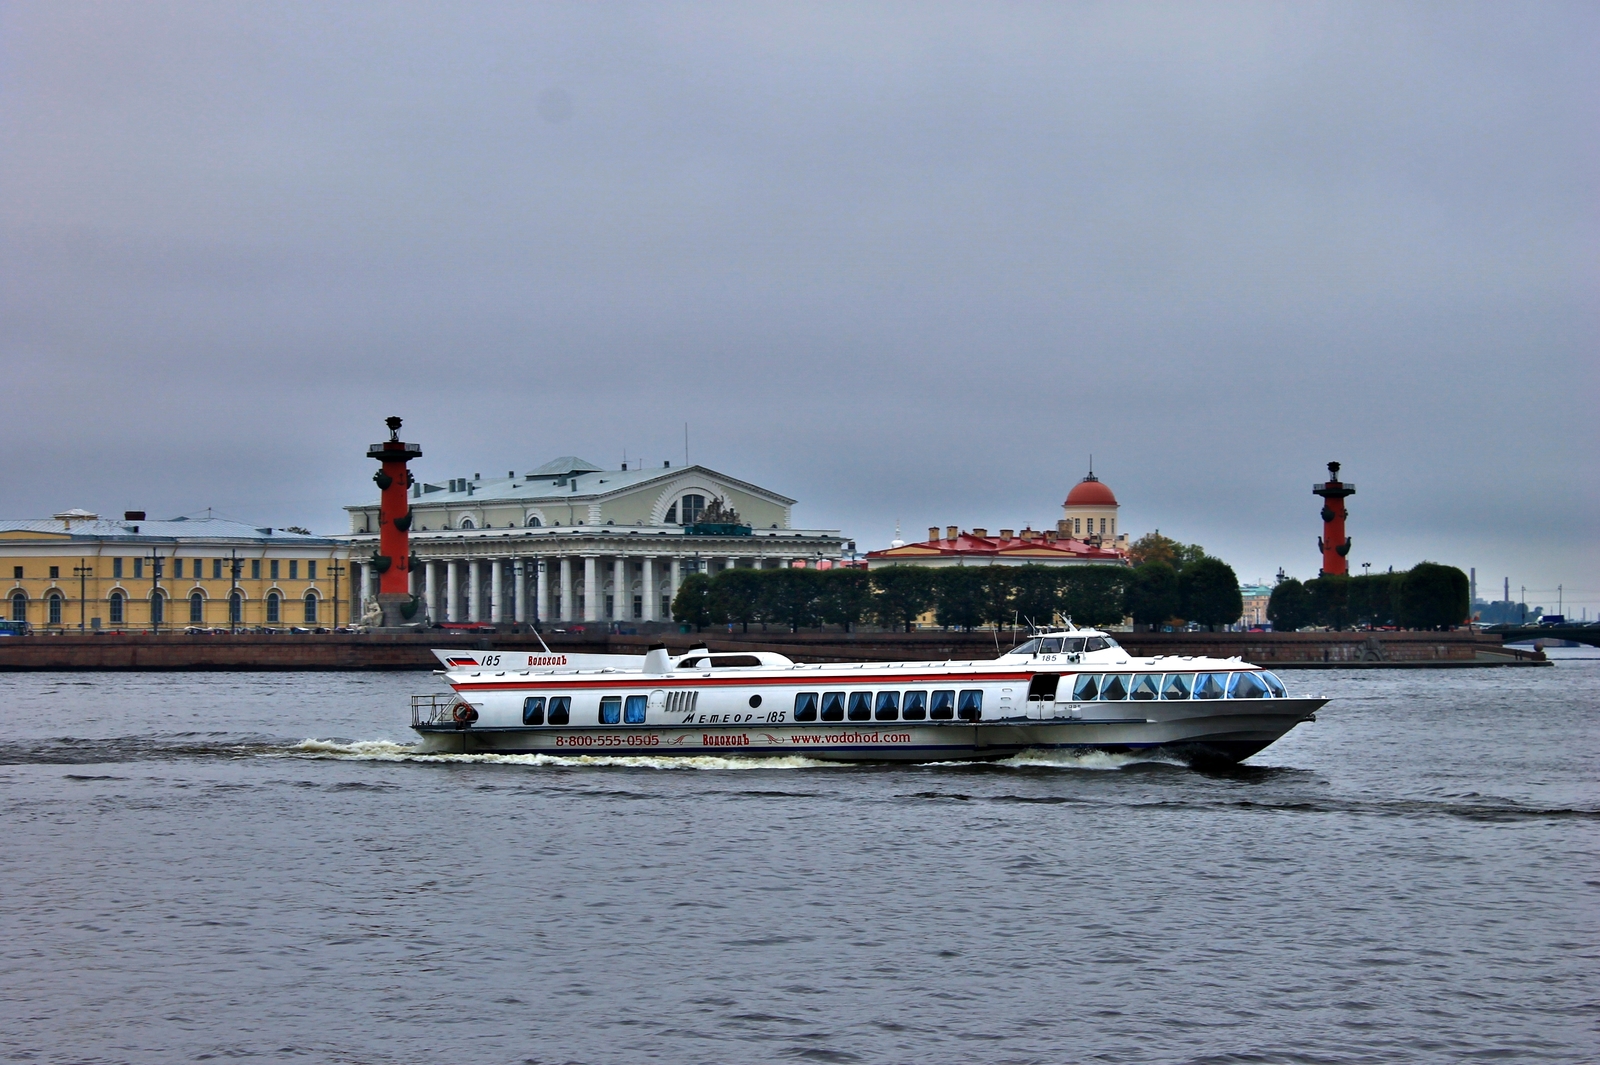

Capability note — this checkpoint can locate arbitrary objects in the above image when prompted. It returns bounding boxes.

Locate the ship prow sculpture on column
[366,416,427,632]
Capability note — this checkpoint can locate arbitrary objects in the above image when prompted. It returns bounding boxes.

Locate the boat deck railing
[411,693,465,727]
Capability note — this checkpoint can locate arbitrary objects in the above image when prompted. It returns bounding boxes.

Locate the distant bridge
[1486,625,1600,648]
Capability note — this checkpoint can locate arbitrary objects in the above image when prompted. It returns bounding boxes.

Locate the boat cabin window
[1100,674,1130,700]
[624,695,648,723]
[1008,639,1039,656]
[547,697,571,724]
[957,690,983,721]
[821,692,846,721]
[874,691,899,721]
[1037,638,1062,654]
[599,696,622,724]
[1072,674,1099,701]
[1227,672,1269,700]
[1194,673,1227,700]
[677,654,763,669]
[847,692,872,721]
[522,697,545,725]
[902,691,928,720]
[930,690,955,720]
[1084,637,1110,652]
[1161,674,1192,700]
[1066,638,1087,653]
[1026,673,1060,701]
[794,692,819,721]
[1260,672,1287,698]
[1129,674,1161,701]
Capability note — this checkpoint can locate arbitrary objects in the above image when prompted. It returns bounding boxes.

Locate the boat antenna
[533,626,553,654]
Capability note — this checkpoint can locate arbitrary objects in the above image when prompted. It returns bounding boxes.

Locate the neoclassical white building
[345,457,844,626]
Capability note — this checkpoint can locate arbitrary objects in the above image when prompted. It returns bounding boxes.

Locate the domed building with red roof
[865,468,1129,569]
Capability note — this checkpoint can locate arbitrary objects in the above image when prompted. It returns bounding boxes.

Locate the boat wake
[997,748,1193,771]
[279,738,839,771]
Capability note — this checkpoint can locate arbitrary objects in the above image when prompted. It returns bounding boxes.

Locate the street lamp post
[229,550,243,633]
[73,560,92,633]
[145,549,164,633]
[328,559,346,630]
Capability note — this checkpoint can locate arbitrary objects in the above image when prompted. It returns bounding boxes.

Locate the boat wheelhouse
[410,625,1326,765]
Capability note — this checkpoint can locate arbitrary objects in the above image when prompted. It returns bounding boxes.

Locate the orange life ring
[452,703,479,725]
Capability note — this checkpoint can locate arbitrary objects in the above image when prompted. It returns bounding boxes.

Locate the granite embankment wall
[0,629,1534,670]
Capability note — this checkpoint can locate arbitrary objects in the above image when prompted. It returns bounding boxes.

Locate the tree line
[1266,563,1469,631]
[670,540,1247,633]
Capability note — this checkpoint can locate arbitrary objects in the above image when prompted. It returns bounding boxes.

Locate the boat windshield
[1008,639,1039,656]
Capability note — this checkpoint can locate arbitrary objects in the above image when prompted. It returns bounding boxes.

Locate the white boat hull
[414,698,1322,764]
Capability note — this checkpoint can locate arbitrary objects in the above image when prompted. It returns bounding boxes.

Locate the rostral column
[368,416,423,628]
[1312,461,1355,576]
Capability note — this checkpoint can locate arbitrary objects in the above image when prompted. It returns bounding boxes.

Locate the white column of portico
[583,556,599,622]
[445,562,459,621]
[489,559,502,624]
[725,556,737,574]
[612,557,626,621]
[361,562,376,611]
[536,559,550,624]
[468,560,481,621]
[559,557,573,621]
[670,558,682,601]
[642,558,656,622]
[425,562,439,624]
[513,560,527,624]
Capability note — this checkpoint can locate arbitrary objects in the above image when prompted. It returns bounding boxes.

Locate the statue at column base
[371,592,428,633]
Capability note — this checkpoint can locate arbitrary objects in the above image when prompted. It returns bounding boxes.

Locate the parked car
[433,621,496,634]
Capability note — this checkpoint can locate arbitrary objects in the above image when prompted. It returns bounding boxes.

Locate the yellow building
[1,510,353,631]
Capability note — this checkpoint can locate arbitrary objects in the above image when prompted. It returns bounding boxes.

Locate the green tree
[977,566,1017,629]
[1179,557,1243,630]
[765,568,825,632]
[933,567,986,630]
[1125,561,1180,627]
[1010,565,1063,627]
[1128,531,1208,571]
[1306,574,1353,630]
[869,566,937,632]
[818,568,872,631]
[671,573,722,631]
[1266,578,1312,632]
[711,567,766,633]
[1348,572,1403,628]
[1063,565,1131,626]
[1400,562,1469,630]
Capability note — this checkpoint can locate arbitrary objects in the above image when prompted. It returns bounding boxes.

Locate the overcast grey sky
[3,2,1596,612]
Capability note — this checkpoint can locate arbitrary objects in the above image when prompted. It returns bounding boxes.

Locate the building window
[150,593,164,626]
[49,565,60,579]
[10,591,27,622]
[681,495,705,524]
[304,593,318,624]
[527,516,541,527]
[10,566,19,579]
[134,558,143,579]
[48,593,62,625]
[174,559,184,579]
[113,558,123,579]
[190,592,204,624]
[109,592,124,625]
[266,593,280,623]
[213,559,223,579]
[289,560,299,580]
[665,503,677,523]
[270,560,280,580]
[460,518,474,529]
[307,561,317,580]
[633,594,642,619]
[1100,518,1107,535]
[251,560,261,580]
[229,591,242,624]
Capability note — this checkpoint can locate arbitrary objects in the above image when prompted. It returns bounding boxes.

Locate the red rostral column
[1313,461,1355,576]
[368,416,422,623]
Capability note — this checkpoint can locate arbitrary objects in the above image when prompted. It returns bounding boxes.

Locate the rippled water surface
[2,656,1596,1064]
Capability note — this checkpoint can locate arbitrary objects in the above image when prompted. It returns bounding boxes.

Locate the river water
[2,655,1595,1065]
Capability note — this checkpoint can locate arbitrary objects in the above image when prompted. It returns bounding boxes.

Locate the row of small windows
[1067,518,1113,536]
[794,689,983,722]
[14,559,324,581]
[12,589,319,626]
[1009,636,1117,655]
[1065,671,1287,701]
